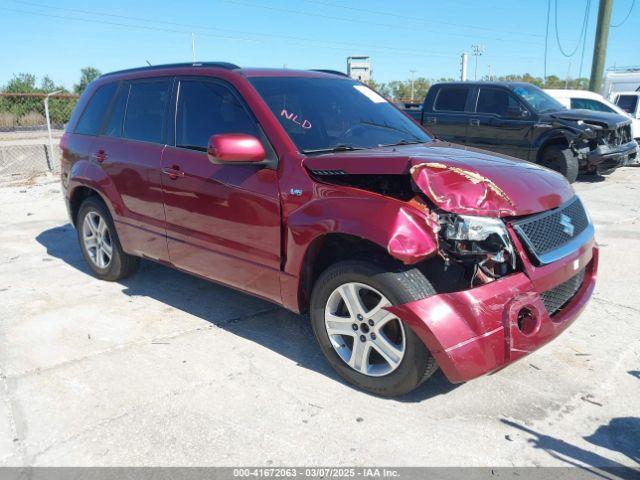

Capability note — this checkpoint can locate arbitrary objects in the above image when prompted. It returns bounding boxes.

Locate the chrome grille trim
[512,197,594,265]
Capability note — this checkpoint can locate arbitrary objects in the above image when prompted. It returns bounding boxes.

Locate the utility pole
[460,52,468,81]
[409,70,417,101]
[565,62,572,88]
[191,32,196,62]
[471,44,485,81]
[589,0,613,92]
[487,64,492,81]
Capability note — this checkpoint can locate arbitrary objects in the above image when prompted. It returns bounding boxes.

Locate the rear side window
[104,84,129,137]
[74,83,118,135]
[123,80,170,143]
[176,80,258,150]
[570,98,614,113]
[434,87,469,112]
[476,88,522,116]
[616,95,638,114]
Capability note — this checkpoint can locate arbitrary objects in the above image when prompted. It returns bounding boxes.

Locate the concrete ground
[0,169,638,469]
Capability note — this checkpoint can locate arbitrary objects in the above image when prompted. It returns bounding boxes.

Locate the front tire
[310,260,438,397]
[76,196,140,281]
[540,144,579,183]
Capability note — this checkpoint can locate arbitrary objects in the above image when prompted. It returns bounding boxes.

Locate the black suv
[404,82,637,182]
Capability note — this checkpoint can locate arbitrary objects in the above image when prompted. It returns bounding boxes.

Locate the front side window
[570,98,615,113]
[123,80,170,143]
[434,87,469,112]
[511,84,564,114]
[249,77,431,153]
[176,80,259,150]
[616,95,639,114]
[75,83,118,135]
[476,88,524,116]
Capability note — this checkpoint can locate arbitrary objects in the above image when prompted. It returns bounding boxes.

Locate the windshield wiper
[358,121,422,141]
[378,139,424,147]
[302,144,365,154]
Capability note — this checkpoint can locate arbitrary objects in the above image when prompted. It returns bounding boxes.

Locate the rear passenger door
[467,87,534,160]
[91,78,172,262]
[422,85,471,145]
[159,77,282,303]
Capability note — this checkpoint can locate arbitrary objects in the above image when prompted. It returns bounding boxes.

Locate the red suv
[61,63,598,397]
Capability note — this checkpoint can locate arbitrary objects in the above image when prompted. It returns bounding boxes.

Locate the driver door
[160,77,282,303]
[466,87,535,160]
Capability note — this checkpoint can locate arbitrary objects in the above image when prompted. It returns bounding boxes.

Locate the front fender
[284,193,439,278]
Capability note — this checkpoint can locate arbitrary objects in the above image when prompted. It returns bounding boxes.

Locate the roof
[430,81,538,89]
[545,89,605,100]
[100,62,350,80]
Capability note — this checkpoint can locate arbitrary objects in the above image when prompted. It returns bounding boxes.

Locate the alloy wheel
[82,211,113,269]
[324,282,406,377]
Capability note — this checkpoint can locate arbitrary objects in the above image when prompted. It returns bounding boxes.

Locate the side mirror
[207,133,266,164]
[506,107,530,119]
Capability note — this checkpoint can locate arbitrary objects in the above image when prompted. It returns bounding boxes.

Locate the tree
[74,67,101,94]
[2,73,38,93]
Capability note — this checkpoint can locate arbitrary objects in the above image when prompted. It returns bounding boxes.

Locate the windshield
[249,76,431,153]
[511,84,566,113]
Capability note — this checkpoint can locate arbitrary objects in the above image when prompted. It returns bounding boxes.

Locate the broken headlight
[439,214,516,278]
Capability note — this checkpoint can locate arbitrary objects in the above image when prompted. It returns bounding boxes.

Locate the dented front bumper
[386,240,598,383]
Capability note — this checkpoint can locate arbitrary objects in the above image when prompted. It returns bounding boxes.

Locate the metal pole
[44,90,62,171]
[589,0,613,92]
[565,62,572,88]
[409,70,417,101]
[191,32,196,62]
[461,53,468,81]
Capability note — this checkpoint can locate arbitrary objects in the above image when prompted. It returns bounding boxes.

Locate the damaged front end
[551,115,638,173]
[304,149,596,382]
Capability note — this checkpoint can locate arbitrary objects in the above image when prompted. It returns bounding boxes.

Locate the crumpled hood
[303,142,574,217]
[546,109,632,129]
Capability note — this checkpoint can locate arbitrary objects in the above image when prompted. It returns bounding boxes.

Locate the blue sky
[0,0,637,89]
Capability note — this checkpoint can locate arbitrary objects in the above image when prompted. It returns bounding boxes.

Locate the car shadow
[577,173,606,183]
[36,224,459,401]
[501,418,640,478]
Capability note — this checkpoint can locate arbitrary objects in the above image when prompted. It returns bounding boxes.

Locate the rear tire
[310,260,438,397]
[540,144,579,183]
[76,196,140,281]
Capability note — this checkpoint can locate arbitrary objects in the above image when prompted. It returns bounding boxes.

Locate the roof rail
[101,62,240,78]
[310,69,349,78]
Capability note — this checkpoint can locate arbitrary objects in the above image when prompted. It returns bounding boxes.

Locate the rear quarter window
[616,95,639,114]
[434,87,469,112]
[122,80,171,143]
[74,83,118,135]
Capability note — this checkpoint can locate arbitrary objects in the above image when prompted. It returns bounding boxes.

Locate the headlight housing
[440,214,516,270]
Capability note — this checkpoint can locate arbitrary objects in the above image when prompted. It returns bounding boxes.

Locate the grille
[541,268,586,316]
[512,197,590,263]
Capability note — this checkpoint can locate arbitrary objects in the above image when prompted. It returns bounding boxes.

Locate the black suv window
[176,80,259,150]
[75,83,118,135]
[476,88,523,116]
[434,87,469,112]
[123,80,170,143]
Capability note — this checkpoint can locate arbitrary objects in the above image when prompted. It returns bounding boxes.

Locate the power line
[544,0,551,82]
[301,0,541,38]
[611,0,635,27]
[9,0,513,60]
[554,0,591,57]
[4,1,543,63]
[216,0,543,45]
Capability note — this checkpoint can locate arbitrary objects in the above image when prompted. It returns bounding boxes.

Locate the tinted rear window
[434,87,469,112]
[74,83,118,135]
[104,84,129,137]
[123,80,170,143]
[616,95,638,114]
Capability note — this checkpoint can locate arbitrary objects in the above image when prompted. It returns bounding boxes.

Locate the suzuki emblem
[560,214,575,236]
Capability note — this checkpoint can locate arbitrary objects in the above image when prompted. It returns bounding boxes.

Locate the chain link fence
[0,93,78,180]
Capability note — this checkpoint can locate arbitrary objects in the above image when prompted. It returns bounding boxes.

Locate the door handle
[92,150,108,163]
[161,165,185,180]
[469,119,480,126]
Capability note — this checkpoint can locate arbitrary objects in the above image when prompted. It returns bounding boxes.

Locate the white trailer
[602,70,640,100]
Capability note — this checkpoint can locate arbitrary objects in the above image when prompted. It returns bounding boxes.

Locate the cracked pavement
[0,169,638,468]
